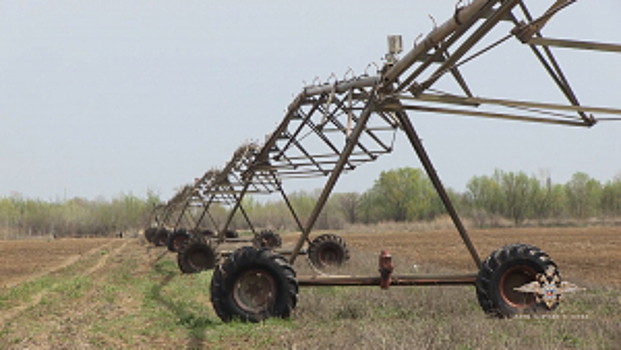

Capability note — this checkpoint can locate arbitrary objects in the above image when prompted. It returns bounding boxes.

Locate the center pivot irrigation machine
[145,0,621,322]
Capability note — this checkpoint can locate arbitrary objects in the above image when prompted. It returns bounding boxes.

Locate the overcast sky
[1,0,620,201]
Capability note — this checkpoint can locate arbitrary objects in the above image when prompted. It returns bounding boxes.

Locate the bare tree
[335,192,361,224]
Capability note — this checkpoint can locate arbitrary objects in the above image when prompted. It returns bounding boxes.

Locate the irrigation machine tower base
[153,0,621,322]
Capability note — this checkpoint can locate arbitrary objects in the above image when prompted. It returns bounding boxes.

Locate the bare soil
[0,238,116,288]
[0,227,619,349]
[283,226,621,287]
[1,227,619,291]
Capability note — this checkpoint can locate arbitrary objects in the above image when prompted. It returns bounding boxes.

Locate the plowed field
[0,227,619,349]
[343,226,621,287]
[0,238,117,288]
[2,227,619,289]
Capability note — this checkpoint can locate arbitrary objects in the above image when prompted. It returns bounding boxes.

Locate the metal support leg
[219,182,251,243]
[237,201,256,235]
[289,89,378,264]
[173,201,192,231]
[396,110,481,268]
[193,196,215,231]
[277,179,311,245]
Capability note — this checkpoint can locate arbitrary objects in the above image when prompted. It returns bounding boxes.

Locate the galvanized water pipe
[383,0,495,86]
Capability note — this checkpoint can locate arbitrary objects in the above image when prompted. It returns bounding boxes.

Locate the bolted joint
[511,20,537,44]
[378,250,394,289]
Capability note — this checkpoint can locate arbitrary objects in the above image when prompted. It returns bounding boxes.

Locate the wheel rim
[499,265,537,308]
[261,236,277,248]
[173,236,187,250]
[188,248,212,270]
[233,270,276,313]
[318,245,342,266]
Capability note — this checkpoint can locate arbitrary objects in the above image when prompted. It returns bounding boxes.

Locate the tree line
[217,167,621,231]
[0,192,161,239]
[1,168,619,238]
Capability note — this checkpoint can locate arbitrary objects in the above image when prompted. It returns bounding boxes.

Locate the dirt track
[0,238,117,288]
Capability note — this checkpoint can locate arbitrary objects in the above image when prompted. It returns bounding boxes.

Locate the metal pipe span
[303,76,380,96]
[383,0,495,85]
[298,273,478,287]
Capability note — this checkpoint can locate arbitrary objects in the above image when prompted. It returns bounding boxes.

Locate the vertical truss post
[219,182,251,243]
[395,110,481,268]
[173,200,192,231]
[158,206,175,230]
[276,180,310,244]
[193,196,215,231]
[206,211,219,232]
[289,88,378,264]
[236,199,256,235]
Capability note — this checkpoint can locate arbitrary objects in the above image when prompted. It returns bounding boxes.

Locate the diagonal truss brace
[161,0,620,273]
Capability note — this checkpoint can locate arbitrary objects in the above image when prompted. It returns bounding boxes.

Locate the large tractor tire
[177,236,218,274]
[210,247,298,323]
[144,227,158,243]
[199,229,216,239]
[307,233,350,269]
[167,229,192,252]
[224,230,239,239]
[154,229,170,247]
[476,243,559,318]
[252,230,282,250]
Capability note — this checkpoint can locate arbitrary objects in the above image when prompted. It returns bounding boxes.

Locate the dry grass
[0,229,620,349]
[286,250,621,349]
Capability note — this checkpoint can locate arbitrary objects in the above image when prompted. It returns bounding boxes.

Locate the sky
[1,0,620,202]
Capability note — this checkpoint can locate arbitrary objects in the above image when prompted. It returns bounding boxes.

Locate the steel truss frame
[162,0,621,287]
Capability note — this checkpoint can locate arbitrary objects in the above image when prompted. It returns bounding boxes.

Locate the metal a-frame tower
[155,0,621,322]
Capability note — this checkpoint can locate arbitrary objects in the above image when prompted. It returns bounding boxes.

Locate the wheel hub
[189,249,211,269]
[233,270,276,313]
[173,236,187,250]
[499,266,536,308]
[319,246,341,266]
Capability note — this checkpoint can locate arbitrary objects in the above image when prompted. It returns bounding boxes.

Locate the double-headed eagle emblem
[514,266,584,309]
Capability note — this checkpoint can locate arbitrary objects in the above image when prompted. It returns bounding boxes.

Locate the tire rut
[83,239,130,277]
[0,239,125,328]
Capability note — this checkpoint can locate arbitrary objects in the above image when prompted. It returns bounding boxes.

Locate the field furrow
[0,228,619,349]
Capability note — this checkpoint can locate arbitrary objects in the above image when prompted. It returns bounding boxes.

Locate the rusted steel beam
[410,0,521,96]
[277,180,309,244]
[527,37,621,53]
[395,109,482,269]
[384,0,495,86]
[297,274,478,287]
[304,76,380,97]
[289,89,378,264]
[220,249,307,257]
[218,181,250,243]
[511,3,592,126]
[394,104,590,127]
[404,94,621,116]
[214,238,253,244]
[393,0,504,94]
